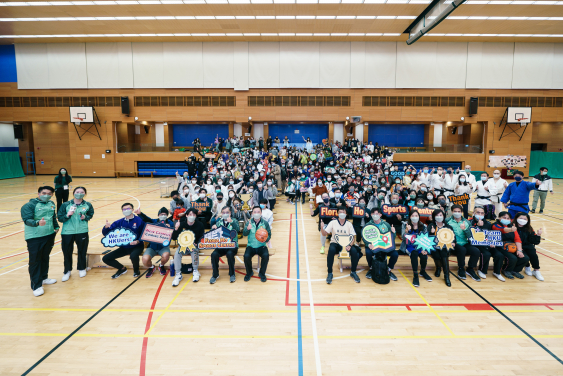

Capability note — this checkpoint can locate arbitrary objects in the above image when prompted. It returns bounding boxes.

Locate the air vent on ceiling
[363,96,466,107]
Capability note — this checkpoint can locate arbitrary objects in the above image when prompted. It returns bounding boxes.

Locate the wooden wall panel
[32,122,71,175]
[531,122,563,152]
[17,122,34,175]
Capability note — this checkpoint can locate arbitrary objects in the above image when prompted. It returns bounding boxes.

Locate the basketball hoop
[520,121,527,127]
[74,121,81,126]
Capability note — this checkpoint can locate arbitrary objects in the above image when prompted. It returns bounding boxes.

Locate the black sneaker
[365,271,372,279]
[326,273,333,284]
[413,274,420,287]
[111,268,127,279]
[350,272,360,283]
[133,270,141,278]
[389,271,398,281]
[539,210,544,214]
[159,264,166,276]
[513,271,525,279]
[259,274,267,283]
[466,268,481,282]
[458,267,467,280]
[244,272,253,282]
[503,270,515,279]
[145,266,155,278]
[420,270,433,282]
[530,209,536,214]
[434,267,441,278]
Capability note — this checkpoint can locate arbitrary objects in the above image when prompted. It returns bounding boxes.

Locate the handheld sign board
[191,200,211,211]
[413,207,434,218]
[361,224,395,253]
[436,228,455,251]
[240,193,251,211]
[319,206,338,219]
[449,193,470,206]
[177,229,197,255]
[140,223,174,246]
[382,204,408,217]
[352,205,366,219]
[198,226,237,250]
[390,170,405,179]
[345,198,357,207]
[413,233,438,254]
[469,228,503,247]
[101,227,137,248]
[333,225,354,258]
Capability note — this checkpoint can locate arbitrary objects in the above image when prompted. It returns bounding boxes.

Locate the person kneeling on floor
[136,207,174,278]
[171,208,205,286]
[242,206,272,283]
[321,207,363,285]
[210,206,240,284]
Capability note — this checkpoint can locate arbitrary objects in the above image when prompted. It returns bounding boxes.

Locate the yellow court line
[542,237,563,248]
[398,270,456,336]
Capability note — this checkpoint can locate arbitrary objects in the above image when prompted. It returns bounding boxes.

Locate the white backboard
[69,107,94,123]
[507,107,532,124]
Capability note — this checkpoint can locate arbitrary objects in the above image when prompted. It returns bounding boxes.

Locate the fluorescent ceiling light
[216,16,235,19]
[261,33,278,36]
[296,0,318,2]
[317,16,336,19]
[296,33,313,35]
[336,16,356,19]
[256,16,275,19]
[277,15,295,19]
[195,16,215,19]
[226,33,243,35]
[236,16,255,19]
[279,33,295,35]
[243,33,260,35]
[296,16,316,19]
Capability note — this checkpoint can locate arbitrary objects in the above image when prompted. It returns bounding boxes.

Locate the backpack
[371,252,390,285]
[181,263,193,274]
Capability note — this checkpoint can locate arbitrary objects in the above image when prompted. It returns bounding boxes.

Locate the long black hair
[56,168,71,184]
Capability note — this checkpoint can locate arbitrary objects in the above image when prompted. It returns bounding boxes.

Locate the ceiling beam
[404,0,466,45]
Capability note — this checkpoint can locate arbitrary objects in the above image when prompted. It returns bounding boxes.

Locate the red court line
[140,271,169,376]
[538,251,563,265]
[0,251,27,261]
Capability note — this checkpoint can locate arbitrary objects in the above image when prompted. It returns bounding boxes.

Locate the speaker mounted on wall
[121,96,130,116]
[13,123,24,140]
[469,97,478,117]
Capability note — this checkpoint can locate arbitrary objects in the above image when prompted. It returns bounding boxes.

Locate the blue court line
[294,203,304,375]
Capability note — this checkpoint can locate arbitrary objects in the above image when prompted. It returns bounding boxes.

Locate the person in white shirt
[531,167,554,214]
[430,167,445,194]
[474,172,498,217]
[417,166,432,187]
[455,174,474,218]
[259,198,274,227]
[458,165,476,187]
[490,169,508,217]
[441,167,458,198]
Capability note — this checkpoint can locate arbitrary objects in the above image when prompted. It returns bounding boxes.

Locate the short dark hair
[199,188,207,194]
[38,186,55,194]
[259,198,268,205]
[451,204,463,212]
[121,202,134,209]
[337,207,347,213]
[252,205,262,212]
[370,207,381,214]
[170,190,179,197]
[513,170,524,177]
[540,167,548,171]
[186,208,198,216]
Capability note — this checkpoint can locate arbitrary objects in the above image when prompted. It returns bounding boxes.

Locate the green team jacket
[57,200,95,235]
[214,218,240,248]
[21,198,60,240]
[242,218,272,248]
[445,216,473,246]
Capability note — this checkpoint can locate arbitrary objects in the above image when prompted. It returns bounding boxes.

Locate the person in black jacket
[514,212,544,281]
[347,196,371,244]
[184,155,197,178]
[54,168,73,211]
[137,207,174,278]
[310,192,336,254]
[470,206,504,280]
[427,209,454,287]
[171,208,205,286]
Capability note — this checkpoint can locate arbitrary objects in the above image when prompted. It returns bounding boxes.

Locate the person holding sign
[21,186,60,297]
[310,192,337,254]
[242,206,272,283]
[514,213,544,281]
[454,175,473,218]
[57,186,94,282]
[364,208,398,281]
[347,197,371,244]
[401,211,431,287]
[382,193,407,236]
[210,206,240,284]
[500,170,540,218]
[470,206,505,281]
[172,208,205,285]
[446,205,481,282]
[101,203,145,279]
[427,209,454,287]
[194,188,213,228]
[492,212,530,280]
[321,207,363,284]
[136,207,174,279]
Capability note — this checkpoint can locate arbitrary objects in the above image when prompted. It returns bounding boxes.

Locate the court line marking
[299,202,322,376]
[294,203,303,376]
[398,270,455,336]
[450,271,563,366]
[537,245,563,259]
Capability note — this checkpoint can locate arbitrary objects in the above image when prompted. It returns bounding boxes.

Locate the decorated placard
[390,170,406,179]
[240,193,252,211]
[177,229,197,255]
[334,227,354,258]
[101,227,137,248]
[191,200,211,211]
[361,224,395,253]
[436,227,455,251]
[352,205,366,218]
[413,207,434,218]
[345,198,357,207]
[140,223,174,246]
[320,206,338,219]
[469,228,503,247]
[382,204,408,217]
[449,193,470,206]
[411,233,438,254]
[198,226,237,249]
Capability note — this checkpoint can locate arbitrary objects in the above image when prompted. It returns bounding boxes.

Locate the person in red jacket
[492,211,530,280]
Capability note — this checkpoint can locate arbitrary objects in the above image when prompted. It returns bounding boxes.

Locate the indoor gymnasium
[1,0,563,374]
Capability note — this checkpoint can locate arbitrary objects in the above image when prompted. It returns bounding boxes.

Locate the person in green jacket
[54,167,72,211]
[57,186,95,282]
[21,186,60,297]
[446,204,481,282]
[242,206,272,283]
[210,206,240,284]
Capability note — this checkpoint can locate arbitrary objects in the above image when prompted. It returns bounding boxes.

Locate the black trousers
[198,211,212,229]
[61,232,89,273]
[327,243,362,273]
[523,244,540,270]
[26,233,56,290]
[211,247,238,277]
[102,243,144,271]
[476,246,503,275]
[452,243,480,269]
[498,247,529,273]
[296,190,306,203]
[55,188,69,211]
[353,225,362,243]
[410,251,428,272]
[244,246,269,276]
[269,198,276,210]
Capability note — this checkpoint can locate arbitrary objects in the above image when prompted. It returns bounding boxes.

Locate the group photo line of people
[21,135,554,297]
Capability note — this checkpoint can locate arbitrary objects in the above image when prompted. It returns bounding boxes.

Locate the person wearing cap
[500,170,540,218]
[531,167,554,214]
[136,207,174,278]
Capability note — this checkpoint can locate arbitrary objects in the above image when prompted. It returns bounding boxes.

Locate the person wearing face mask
[513,212,544,281]
[348,197,371,244]
[430,167,445,195]
[492,211,530,280]
[454,174,473,218]
[54,167,73,211]
[474,172,498,219]
[364,208,398,281]
[531,167,554,214]
[184,154,197,178]
[285,178,297,204]
[427,209,454,287]
[250,180,274,209]
[310,192,336,254]
[446,205,481,281]
[136,207,174,279]
[209,206,240,284]
[382,193,406,236]
[470,206,505,281]
[57,186,94,282]
[172,208,205,285]
[442,167,458,199]
[265,179,278,210]
[311,179,329,209]
[429,194,452,218]
[210,192,227,227]
[368,189,387,210]
[458,165,476,187]
[259,198,274,227]
[101,203,145,279]
[490,169,508,217]
[175,170,190,192]
[401,211,431,287]
[243,206,272,282]
[194,188,213,228]
[500,170,540,218]
[21,186,60,297]
[417,166,432,187]
[321,207,363,284]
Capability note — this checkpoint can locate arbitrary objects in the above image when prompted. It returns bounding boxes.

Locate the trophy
[334,230,354,258]
[240,193,252,211]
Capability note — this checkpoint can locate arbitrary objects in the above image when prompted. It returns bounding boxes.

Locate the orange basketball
[255,228,269,243]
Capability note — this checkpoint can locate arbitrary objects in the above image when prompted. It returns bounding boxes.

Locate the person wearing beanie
[136,207,174,278]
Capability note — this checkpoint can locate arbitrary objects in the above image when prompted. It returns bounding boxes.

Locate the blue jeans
[366,249,398,270]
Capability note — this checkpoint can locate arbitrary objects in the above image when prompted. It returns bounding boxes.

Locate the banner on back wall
[488,155,527,169]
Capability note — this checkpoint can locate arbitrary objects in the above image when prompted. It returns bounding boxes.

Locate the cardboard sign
[449,193,470,206]
[101,227,137,248]
[191,201,211,211]
[390,170,405,179]
[361,224,395,253]
[345,198,357,207]
[204,152,217,159]
[413,233,438,254]
[413,207,434,218]
[352,205,366,218]
[436,227,455,251]
[140,223,174,246]
[198,226,237,249]
[469,228,503,247]
[382,204,408,216]
[320,206,338,219]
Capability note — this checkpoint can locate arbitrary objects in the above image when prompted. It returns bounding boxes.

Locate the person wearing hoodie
[21,186,60,297]
[136,207,174,278]
[531,167,554,214]
[101,203,145,279]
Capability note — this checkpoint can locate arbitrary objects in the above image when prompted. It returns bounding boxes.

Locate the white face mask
[459,178,466,183]
[159,215,167,221]
[253,213,262,220]
[435,216,444,223]
[517,218,528,226]
[187,215,196,223]
[222,213,230,220]
[229,192,235,198]
[191,180,197,184]
[199,194,206,199]
[338,213,347,219]
[372,214,381,221]
[257,184,263,188]
[123,209,132,217]
[493,174,500,178]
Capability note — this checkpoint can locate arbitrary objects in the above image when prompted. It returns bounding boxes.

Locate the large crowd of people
[20,137,552,297]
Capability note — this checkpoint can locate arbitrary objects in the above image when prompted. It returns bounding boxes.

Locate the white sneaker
[493,273,505,282]
[62,272,71,282]
[79,270,87,278]
[33,287,44,297]
[478,270,487,279]
[193,270,200,282]
[525,266,533,276]
[42,278,57,285]
[172,274,183,287]
[532,270,544,281]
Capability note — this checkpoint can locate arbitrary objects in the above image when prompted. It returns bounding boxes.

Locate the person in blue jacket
[500,170,540,218]
[102,203,145,279]
[136,207,174,278]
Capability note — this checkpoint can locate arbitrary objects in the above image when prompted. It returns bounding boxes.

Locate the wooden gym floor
[1,176,563,376]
